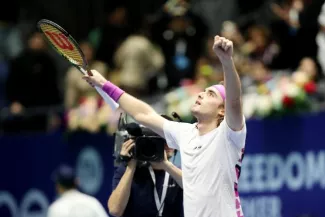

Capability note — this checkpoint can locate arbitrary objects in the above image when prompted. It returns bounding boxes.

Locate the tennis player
[83,35,246,217]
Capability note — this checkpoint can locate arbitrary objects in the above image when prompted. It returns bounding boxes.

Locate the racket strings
[39,24,83,66]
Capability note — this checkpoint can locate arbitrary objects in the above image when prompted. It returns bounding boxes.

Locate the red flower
[282,95,295,107]
[304,81,317,94]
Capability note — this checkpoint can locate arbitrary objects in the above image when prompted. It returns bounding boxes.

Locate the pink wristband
[102,81,125,102]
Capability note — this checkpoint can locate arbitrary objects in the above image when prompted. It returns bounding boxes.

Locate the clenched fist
[212,35,233,62]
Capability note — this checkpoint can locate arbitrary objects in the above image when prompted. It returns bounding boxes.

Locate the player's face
[191,87,224,120]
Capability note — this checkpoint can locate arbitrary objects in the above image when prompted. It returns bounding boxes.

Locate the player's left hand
[212,35,233,61]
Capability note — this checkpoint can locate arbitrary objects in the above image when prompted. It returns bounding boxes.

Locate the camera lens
[141,140,156,157]
[135,137,165,161]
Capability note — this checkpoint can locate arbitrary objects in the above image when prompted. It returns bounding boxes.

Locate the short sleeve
[47,204,60,217]
[93,200,109,217]
[220,116,247,150]
[163,120,192,150]
[112,165,126,190]
[47,206,55,217]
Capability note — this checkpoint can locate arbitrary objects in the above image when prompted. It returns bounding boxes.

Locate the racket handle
[95,86,119,110]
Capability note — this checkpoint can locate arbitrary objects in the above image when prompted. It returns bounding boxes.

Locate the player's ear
[216,104,225,127]
[217,104,225,116]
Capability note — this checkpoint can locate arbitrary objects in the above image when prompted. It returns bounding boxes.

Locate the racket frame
[37,19,93,76]
[37,19,119,109]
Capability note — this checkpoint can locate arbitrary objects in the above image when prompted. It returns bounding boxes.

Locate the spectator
[89,2,132,68]
[48,164,109,217]
[241,24,280,69]
[64,40,112,134]
[65,41,109,109]
[271,0,325,68]
[113,35,165,96]
[151,3,208,89]
[4,30,61,133]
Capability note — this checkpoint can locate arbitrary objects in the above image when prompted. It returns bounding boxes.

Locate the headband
[213,85,226,101]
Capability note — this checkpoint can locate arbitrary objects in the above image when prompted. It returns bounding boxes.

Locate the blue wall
[240,112,325,217]
[1,112,325,217]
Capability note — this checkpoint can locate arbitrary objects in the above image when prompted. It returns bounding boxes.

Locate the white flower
[243,93,258,119]
[285,82,301,98]
[165,91,179,104]
[255,95,273,117]
[271,89,283,110]
[178,96,195,117]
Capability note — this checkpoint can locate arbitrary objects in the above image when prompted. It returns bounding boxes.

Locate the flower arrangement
[244,71,318,119]
[65,95,120,134]
[164,70,318,121]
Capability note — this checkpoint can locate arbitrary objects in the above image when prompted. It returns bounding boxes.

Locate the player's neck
[196,120,217,136]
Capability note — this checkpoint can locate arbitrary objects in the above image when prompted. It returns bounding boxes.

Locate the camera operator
[108,138,183,217]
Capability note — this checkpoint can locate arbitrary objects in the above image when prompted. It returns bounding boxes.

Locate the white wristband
[95,86,119,111]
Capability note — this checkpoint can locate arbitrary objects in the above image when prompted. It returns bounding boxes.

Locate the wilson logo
[45,31,74,50]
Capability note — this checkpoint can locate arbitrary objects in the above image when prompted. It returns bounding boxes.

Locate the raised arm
[82,70,166,137]
[118,93,165,136]
[213,36,243,131]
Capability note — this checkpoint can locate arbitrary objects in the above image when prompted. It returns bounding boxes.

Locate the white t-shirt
[163,118,246,217]
[47,190,109,217]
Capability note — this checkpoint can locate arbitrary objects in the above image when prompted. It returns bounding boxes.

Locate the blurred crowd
[1,0,325,135]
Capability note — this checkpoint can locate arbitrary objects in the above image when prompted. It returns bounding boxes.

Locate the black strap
[118,155,132,164]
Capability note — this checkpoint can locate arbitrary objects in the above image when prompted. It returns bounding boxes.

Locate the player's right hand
[212,35,234,61]
[120,139,135,157]
[82,69,107,88]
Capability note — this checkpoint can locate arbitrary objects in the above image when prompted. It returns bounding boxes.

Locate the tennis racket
[37,19,119,110]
